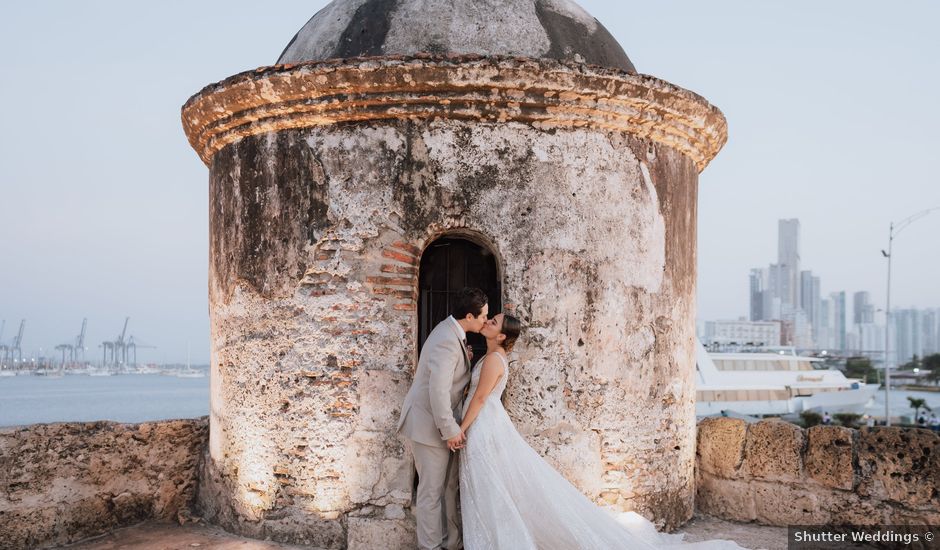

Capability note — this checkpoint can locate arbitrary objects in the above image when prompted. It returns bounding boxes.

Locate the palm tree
[908,397,928,424]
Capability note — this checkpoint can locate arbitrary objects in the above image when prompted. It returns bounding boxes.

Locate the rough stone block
[348,516,416,550]
[743,419,804,481]
[821,492,888,525]
[357,369,408,433]
[696,417,746,479]
[805,425,855,490]
[751,482,829,526]
[0,418,207,550]
[344,430,413,506]
[857,427,940,507]
[694,474,756,522]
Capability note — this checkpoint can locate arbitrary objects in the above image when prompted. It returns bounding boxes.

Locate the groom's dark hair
[452,287,488,319]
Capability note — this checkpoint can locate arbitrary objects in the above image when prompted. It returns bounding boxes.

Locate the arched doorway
[418,236,502,362]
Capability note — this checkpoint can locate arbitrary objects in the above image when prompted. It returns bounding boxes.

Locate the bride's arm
[459,355,504,433]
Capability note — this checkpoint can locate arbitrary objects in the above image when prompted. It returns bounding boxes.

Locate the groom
[397,287,489,550]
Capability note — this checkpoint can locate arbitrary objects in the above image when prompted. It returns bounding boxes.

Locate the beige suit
[397,318,471,550]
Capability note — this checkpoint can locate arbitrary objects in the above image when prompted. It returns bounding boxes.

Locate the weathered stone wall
[0,417,207,550]
[195,116,700,547]
[696,418,940,525]
[181,54,728,547]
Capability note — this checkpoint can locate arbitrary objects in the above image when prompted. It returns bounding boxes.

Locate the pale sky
[1,1,938,363]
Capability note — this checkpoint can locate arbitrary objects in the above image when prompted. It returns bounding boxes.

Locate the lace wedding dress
[458,353,748,550]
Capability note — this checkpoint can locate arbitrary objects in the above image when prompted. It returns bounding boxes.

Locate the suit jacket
[397,318,471,447]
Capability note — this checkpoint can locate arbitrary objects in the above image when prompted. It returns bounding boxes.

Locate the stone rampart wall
[6,414,937,549]
[696,418,940,525]
[0,417,207,550]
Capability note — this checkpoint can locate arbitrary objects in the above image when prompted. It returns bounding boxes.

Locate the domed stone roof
[277,0,636,73]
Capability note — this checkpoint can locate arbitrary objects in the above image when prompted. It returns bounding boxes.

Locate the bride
[457,313,748,550]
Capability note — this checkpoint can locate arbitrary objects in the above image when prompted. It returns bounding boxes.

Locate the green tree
[844,356,877,383]
[901,354,921,370]
[833,413,862,428]
[923,353,940,371]
[924,353,940,385]
[800,411,823,428]
[907,397,928,422]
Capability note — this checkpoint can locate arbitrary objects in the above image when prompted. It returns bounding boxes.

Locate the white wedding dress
[458,353,748,550]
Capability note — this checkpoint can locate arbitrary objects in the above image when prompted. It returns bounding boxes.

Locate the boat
[87,367,114,376]
[34,369,64,378]
[135,363,162,374]
[174,368,205,378]
[174,343,205,378]
[695,339,879,417]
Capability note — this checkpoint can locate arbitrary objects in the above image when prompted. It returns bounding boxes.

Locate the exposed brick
[382,249,417,265]
[366,276,413,287]
[381,264,417,275]
[391,241,421,256]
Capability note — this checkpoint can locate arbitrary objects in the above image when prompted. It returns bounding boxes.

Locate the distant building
[800,270,820,346]
[856,322,885,360]
[780,305,813,348]
[831,291,847,352]
[749,268,766,321]
[818,298,833,350]
[778,219,801,309]
[923,308,939,356]
[893,308,925,366]
[704,319,782,347]
[853,291,875,324]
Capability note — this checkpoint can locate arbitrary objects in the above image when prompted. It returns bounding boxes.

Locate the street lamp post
[881,206,940,426]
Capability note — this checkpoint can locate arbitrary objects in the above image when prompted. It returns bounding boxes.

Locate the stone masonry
[696,418,940,526]
[181,2,727,546]
[0,418,207,550]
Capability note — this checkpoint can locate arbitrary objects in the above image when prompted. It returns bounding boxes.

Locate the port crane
[56,318,89,366]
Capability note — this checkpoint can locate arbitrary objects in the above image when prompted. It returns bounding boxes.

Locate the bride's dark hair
[500,314,523,352]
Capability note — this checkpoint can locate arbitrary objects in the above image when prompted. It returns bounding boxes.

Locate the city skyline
[705,216,939,367]
[2,1,939,363]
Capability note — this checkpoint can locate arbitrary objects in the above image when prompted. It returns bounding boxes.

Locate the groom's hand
[447,432,466,452]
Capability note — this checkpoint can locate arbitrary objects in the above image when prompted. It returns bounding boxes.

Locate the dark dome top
[277,0,635,73]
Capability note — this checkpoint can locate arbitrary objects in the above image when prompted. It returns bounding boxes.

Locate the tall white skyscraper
[853,291,875,324]
[778,219,801,309]
[857,323,885,360]
[818,298,834,350]
[922,308,939,356]
[830,291,847,352]
[800,270,821,346]
[749,268,766,321]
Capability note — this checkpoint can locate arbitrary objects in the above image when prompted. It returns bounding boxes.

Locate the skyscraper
[818,298,833,350]
[924,309,940,356]
[778,219,801,309]
[830,291,847,352]
[749,268,766,321]
[800,270,821,347]
[853,291,875,324]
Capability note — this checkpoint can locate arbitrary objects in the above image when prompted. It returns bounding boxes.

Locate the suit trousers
[410,439,462,550]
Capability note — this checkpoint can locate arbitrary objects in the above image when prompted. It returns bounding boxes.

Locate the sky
[1,1,938,363]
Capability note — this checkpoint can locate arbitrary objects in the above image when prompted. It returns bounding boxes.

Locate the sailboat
[175,342,205,378]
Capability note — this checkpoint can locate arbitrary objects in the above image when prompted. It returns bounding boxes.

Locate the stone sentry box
[181,0,726,547]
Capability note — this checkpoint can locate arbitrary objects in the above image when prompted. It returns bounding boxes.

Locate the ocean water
[1,373,937,428]
[0,373,209,428]
[865,388,940,421]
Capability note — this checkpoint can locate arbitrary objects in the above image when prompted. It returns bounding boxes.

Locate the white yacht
[695,339,879,417]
